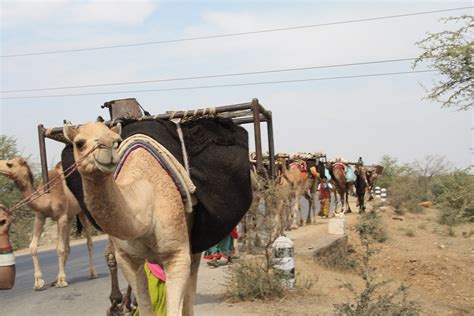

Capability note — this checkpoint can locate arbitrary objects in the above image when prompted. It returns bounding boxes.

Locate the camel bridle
[5,145,100,214]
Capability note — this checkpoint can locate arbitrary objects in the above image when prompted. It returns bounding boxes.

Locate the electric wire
[1,6,471,58]
[1,70,436,100]
[1,57,416,93]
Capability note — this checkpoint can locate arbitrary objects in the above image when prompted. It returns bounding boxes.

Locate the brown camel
[64,121,199,316]
[0,157,97,290]
[330,160,352,213]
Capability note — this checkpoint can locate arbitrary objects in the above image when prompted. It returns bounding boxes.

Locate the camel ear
[63,124,77,143]
[111,123,122,136]
[18,157,27,165]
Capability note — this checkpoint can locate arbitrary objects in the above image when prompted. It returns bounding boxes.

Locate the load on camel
[62,114,252,315]
[0,157,97,290]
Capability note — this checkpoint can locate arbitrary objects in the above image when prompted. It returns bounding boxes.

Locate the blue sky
[1,0,472,169]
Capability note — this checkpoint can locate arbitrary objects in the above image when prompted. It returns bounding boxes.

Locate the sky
[0,0,472,171]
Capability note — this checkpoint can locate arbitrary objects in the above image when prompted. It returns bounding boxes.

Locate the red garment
[231,227,238,239]
[319,182,331,199]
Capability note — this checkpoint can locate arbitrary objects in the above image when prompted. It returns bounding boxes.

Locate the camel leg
[53,215,69,287]
[183,253,202,316]
[305,191,314,224]
[289,195,300,230]
[30,212,46,290]
[122,285,133,314]
[105,239,124,316]
[345,189,352,213]
[116,252,153,316]
[162,249,192,316]
[78,212,98,279]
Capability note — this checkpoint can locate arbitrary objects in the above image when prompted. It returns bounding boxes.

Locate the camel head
[0,157,34,184]
[63,121,122,175]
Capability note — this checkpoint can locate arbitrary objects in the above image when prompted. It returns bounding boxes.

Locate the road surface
[0,238,236,315]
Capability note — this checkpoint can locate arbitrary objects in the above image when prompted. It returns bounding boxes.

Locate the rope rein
[6,145,99,214]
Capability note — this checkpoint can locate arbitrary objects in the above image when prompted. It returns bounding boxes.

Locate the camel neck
[82,173,146,240]
[13,177,44,211]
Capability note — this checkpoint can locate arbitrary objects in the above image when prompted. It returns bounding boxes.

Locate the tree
[414,15,473,111]
[0,135,36,249]
[411,155,452,200]
[376,155,412,189]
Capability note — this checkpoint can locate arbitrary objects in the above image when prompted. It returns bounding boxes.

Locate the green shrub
[433,170,474,225]
[388,176,425,214]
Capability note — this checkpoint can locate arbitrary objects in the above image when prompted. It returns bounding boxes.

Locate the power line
[1,57,416,93]
[2,6,471,58]
[1,70,436,100]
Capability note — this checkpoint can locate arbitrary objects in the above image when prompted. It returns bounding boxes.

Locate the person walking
[204,229,235,267]
[318,177,332,218]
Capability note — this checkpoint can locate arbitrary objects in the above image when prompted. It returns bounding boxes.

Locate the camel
[63,121,200,316]
[278,156,318,229]
[0,157,97,290]
[330,159,353,213]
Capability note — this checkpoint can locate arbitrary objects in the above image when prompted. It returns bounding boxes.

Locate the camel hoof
[89,272,98,279]
[107,305,124,316]
[34,279,46,291]
[53,278,68,288]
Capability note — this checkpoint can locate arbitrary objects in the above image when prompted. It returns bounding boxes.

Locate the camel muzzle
[94,148,119,173]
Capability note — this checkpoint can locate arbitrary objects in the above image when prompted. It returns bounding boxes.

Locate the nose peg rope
[6,145,99,214]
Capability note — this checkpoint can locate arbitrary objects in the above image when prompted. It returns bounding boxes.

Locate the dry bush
[225,256,286,301]
[227,173,293,301]
[356,212,388,243]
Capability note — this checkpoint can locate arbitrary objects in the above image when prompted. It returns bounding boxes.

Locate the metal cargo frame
[37,98,275,189]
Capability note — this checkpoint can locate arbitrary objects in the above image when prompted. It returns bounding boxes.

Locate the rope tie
[6,145,99,214]
[171,119,191,176]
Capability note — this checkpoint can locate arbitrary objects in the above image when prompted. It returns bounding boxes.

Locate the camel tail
[75,215,83,237]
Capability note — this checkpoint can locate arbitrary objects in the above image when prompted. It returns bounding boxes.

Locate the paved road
[0,198,335,315]
[0,239,126,315]
[0,238,234,316]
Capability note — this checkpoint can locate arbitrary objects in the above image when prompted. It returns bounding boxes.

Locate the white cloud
[1,0,158,28]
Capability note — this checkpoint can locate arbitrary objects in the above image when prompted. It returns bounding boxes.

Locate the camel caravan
[2,97,383,315]
[247,153,384,237]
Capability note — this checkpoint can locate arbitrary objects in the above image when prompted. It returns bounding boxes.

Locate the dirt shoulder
[206,199,474,315]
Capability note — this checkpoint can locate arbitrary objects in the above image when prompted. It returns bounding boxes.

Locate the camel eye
[6,163,13,168]
[75,139,86,149]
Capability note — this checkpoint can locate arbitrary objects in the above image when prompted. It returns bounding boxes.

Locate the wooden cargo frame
[37,98,275,189]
